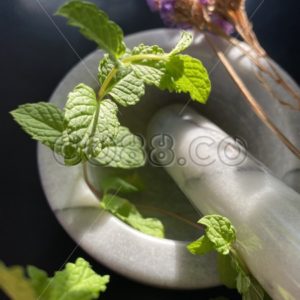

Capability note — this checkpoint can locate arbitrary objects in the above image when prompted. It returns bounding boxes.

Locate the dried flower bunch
[147,0,300,159]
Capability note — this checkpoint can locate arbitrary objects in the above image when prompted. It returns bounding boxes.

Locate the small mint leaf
[108,69,145,106]
[56,0,125,57]
[217,254,238,289]
[94,126,145,169]
[199,215,236,255]
[10,103,64,150]
[169,31,193,56]
[131,44,165,55]
[0,261,36,300]
[236,270,251,295]
[161,54,211,103]
[101,194,164,238]
[47,258,109,300]
[27,266,51,299]
[132,62,166,87]
[131,44,166,87]
[187,235,215,255]
[98,54,115,85]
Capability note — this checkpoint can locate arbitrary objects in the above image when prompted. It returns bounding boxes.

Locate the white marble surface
[38,28,300,289]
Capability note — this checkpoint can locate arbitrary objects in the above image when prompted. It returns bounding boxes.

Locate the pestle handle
[147,104,300,300]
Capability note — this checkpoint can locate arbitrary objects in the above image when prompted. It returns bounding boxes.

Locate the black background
[1,0,299,299]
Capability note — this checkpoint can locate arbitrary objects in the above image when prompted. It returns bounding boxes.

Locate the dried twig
[204,33,300,159]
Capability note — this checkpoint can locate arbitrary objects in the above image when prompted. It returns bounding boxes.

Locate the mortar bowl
[38,28,300,288]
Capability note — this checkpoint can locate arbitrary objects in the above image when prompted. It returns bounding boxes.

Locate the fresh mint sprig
[0,258,109,300]
[11,0,211,169]
[187,215,271,300]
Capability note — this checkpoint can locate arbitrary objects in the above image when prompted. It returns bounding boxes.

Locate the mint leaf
[169,31,193,56]
[108,68,145,106]
[162,54,211,103]
[98,57,145,106]
[0,258,110,300]
[94,126,145,169]
[64,84,120,162]
[187,235,215,255]
[132,44,165,55]
[233,257,267,300]
[100,176,139,194]
[131,44,166,87]
[0,261,36,300]
[98,54,115,85]
[56,0,125,57]
[132,63,166,87]
[10,103,64,150]
[27,266,51,299]
[187,215,236,256]
[230,256,261,299]
[199,215,236,255]
[217,254,237,289]
[188,215,268,299]
[101,194,164,238]
[236,269,251,295]
[50,258,109,300]
[29,258,109,300]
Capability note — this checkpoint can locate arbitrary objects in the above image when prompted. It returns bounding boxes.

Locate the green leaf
[217,254,237,289]
[0,258,109,300]
[64,84,120,163]
[132,63,165,87]
[108,68,145,106]
[187,235,215,255]
[98,56,145,106]
[131,44,166,87]
[187,215,268,299]
[161,54,211,103]
[98,54,115,85]
[199,215,236,255]
[94,126,145,169]
[0,261,36,300]
[100,176,139,194]
[27,266,51,300]
[236,270,251,295]
[169,31,193,56]
[30,258,109,300]
[131,44,165,56]
[50,258,109,300]
[56,0,125,57]
[10,103,64,150]
[101,194,164,238]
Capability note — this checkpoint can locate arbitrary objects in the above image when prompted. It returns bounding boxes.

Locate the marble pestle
[147,104,300,300]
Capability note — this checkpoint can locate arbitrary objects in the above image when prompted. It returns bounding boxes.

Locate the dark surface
[1,0,299,299]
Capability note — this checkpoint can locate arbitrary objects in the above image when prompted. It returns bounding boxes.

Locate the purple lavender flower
[146,0,192,29]
[199,0,209,5]
[211,13,234,35]
[146,0,160,12]
[159,0,176,27]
